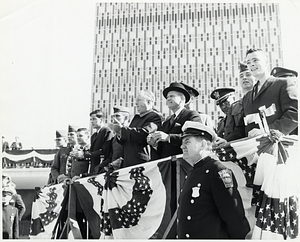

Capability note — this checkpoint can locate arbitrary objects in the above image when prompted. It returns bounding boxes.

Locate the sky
[0,0,299,149]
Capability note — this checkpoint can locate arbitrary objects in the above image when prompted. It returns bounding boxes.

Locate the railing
[2,149,58,169]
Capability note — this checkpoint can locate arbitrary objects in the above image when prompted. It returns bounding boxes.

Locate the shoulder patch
[218,169,233,188]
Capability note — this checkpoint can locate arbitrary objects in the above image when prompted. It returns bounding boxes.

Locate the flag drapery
[214,134,299,240]
[251,135,299,240]
[30,135,298,240]
[30,183,65,239]
[30,156,172,239]
[2,149,58,168]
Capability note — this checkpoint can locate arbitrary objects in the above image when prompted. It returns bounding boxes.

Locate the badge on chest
[191,183,201,198]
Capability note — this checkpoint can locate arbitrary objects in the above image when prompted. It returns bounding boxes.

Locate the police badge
[218,169,233,188]
[191,184,201,198]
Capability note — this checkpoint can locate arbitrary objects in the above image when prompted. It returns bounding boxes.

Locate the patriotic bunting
[30,135,298,240]
[30,184,65,239]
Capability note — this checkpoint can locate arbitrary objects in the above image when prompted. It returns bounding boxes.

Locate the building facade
[91,2,283,125]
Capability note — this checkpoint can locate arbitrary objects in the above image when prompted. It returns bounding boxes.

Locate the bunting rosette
[251,135,299,239]
[30,156,172,239]
[30,184,65,239]
[214,134,299,240]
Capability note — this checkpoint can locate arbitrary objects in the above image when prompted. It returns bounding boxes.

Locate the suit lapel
[91,132,98,148]
[165,109,185,132]
[254,77,274,100]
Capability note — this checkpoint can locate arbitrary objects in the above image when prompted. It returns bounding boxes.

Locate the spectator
[238,61,255,95]
[69,128,91,180]
[177,121,250,239]
[2,186,19,239]
[2,174,26,221]
[54,130,68,148]
[2,136,9,152]
[109,90,163,167]
[148,82,202,158]
[50,125,79,184]
[211,88,245,146]
[108,106,131,170]
[243,48,298,136]
[67,128,92,238]
[270,66,298,135]
[10,136,22,150]
[83,109,114,174]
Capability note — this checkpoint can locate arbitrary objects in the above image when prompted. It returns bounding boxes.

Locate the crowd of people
[2,174,26,239]
[4,48,297,239]
[2,136,23,152]
[48,48,297,239]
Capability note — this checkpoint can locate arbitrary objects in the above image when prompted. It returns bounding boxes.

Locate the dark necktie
[169,114,176,126]
[253,80,260,98]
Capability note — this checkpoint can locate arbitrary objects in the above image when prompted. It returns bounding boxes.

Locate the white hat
[182,121,216,142]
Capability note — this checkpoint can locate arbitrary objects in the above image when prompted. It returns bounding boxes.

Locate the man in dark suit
[109,90,163,168]
[83,109,114,174]
[243,49,298,136]
[148,82,202,158]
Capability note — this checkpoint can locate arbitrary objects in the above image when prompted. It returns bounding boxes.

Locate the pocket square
[174,122,181,127]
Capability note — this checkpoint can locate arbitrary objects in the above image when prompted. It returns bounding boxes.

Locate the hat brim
[216,93,233,105]
[163,87,191,103]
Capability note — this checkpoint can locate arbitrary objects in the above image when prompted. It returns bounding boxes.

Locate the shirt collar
[173,107,184,118]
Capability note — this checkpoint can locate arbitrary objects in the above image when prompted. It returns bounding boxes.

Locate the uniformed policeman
[2,186,19,239]
[177,121,250,239]
[211,88,245,146]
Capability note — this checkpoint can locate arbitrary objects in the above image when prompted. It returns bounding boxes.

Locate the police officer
[177,121,250,239]
[211,88,245,146]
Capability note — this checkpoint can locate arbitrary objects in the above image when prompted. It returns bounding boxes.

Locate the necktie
[253,80,260,98]
[169,114,176,126]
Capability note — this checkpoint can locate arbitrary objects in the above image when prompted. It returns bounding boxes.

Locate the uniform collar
[193,155,212,168]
